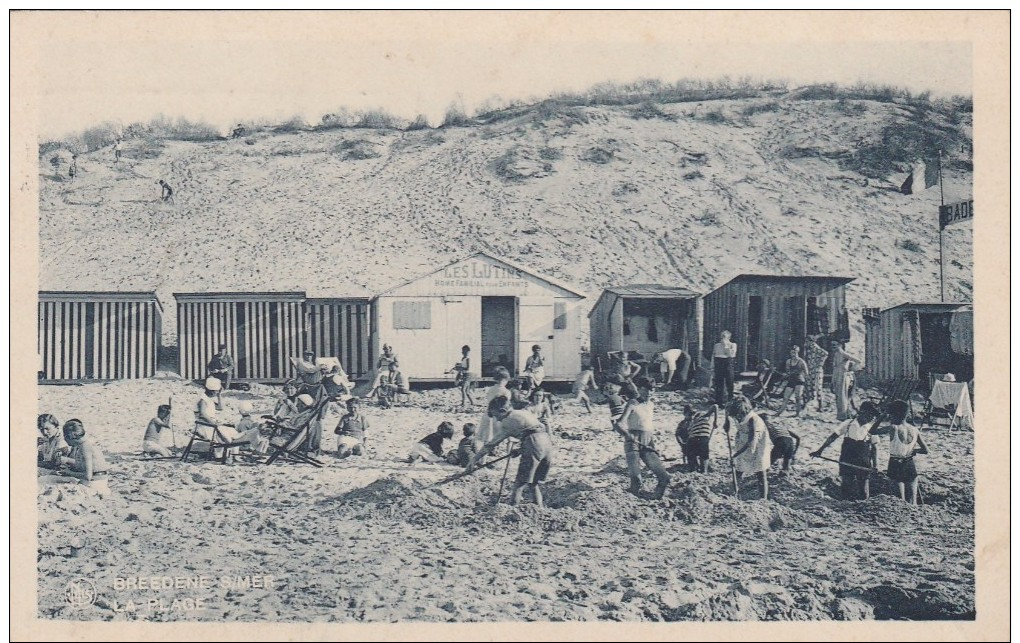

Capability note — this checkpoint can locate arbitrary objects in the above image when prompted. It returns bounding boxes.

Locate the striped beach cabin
[863,302,973,384]
[304,297,373,380]
[703,274,854,373]
[175,292,306,382]
[38,291,163,381]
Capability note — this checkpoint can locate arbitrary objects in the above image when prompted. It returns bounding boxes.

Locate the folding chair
[180,416,251,464]
[262,398,327,467]
[762,373,789,411]
[742,369,776,410]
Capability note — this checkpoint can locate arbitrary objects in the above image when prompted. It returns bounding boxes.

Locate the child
[334,398,368,458]
[469,396,554,508]
[273,382,301,423]
[764,415,801,471]
[869,400,929,504]
[68,155,78,182]
[38,413,71,469]
[676,404,717,473]
[235,402,268,453]
[614,376,671,499]
[726,395,772,500]
[455,423,477,467]
[378,362,410,407]
[523,344,545,389]
[407,421,455,464]
[601,380,627,430]
[447,345,477,407]
[811,401,881,500]
[572,364,596,413]
[142,404,174,457]
[477,366,511,445]
[62,419,111,494]
[778,346,809,417]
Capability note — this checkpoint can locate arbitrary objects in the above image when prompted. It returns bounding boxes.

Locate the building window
[393,301,431,329]
[554,302,567,330]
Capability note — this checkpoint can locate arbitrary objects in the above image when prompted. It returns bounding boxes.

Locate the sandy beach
[37,377,974,622]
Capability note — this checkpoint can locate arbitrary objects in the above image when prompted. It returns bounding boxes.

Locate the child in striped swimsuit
[676,404,718,473]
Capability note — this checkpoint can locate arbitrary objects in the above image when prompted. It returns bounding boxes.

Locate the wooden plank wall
[305,301,372,378]
[177,299,305,381]
[704,280,849,372]
[38,298,161,380]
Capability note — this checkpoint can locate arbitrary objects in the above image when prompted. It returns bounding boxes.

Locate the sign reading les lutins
[431,259,532,292]
[939,199,974,230]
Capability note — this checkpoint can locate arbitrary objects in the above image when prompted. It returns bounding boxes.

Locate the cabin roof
[588,284,701,318]
[40,290,164,311]
[173,291,306,302]
[881,301,972,313]
[707,274,855,297]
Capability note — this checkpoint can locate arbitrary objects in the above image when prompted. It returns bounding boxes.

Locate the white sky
[19,12,973,139]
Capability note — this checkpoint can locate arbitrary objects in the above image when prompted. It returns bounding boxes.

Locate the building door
[481,297,515,377]
[784,295,807,356]
[517,296,555,378]
[746,296,763,369]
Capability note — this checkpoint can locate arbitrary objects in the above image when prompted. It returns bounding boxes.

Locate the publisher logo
[64,579,97,608]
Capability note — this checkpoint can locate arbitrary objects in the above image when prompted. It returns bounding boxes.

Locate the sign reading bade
[939,199,974,230]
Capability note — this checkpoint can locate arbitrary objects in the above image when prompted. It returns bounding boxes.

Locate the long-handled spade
[724,417,740,498]
[494,441,516,507]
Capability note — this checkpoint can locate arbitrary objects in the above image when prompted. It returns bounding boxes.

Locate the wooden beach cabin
[864,302,973,384]
[175,292,306,383]
[588,284,703,367]
[304,297,373,380]
[702,274,854,373]
[38,291,163,381]
[371,253,587,382]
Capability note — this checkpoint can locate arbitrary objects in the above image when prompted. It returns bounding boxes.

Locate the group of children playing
[38,345,930,507]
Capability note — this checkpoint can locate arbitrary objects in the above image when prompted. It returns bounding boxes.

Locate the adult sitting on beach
[207,344,234,396]
[522,344,546,390]
[378,362,410,407]
[367,344,399,398]
[62,419,112,495]
[273,382,301,423]
[38,413,72,470]
[195,379,266,462]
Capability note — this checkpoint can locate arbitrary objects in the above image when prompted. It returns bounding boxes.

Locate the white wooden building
[372,253,587,382]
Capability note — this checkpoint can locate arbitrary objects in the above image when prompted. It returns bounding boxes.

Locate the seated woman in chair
[194,379,266,462]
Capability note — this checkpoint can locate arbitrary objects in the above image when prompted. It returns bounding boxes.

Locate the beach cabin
[38,291,163,381]
[703,274,854,373]
[175,292,306,383]
[864,302,973,384]
[371,253,587,382]
[304,297,373,380]
[588,284,702,367]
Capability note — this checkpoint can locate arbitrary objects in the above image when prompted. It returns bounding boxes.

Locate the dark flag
[900,160,940,194]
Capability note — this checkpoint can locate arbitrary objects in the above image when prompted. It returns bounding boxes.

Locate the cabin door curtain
[950,311,973,356]
[903,311,923,365]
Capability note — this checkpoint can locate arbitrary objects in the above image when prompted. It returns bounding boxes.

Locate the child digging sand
[142,404,174,457]
[869,400,929,504]
[614,376,671,499]
[407,422,455,464]
[811,401,881,500]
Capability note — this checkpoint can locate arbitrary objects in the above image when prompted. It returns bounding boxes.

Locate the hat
[238,401,254,415]
[941,373,957,382]
[204,377,222,391]
[218,343,227,350]
[331,373,351,386]
[297,393,315,407]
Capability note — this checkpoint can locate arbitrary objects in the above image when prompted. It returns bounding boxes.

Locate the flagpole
[938,150,945,302]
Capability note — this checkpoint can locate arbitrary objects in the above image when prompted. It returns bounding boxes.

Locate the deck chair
[863,378,919,420]
[262,397,326,467]
[762,373,789,411]
[180,416,252,464]
[742,369,776,409]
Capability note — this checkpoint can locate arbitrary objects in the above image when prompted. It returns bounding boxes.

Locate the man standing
[292,350,327,395]
[712,330,738,405]
[207,344,234,397]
